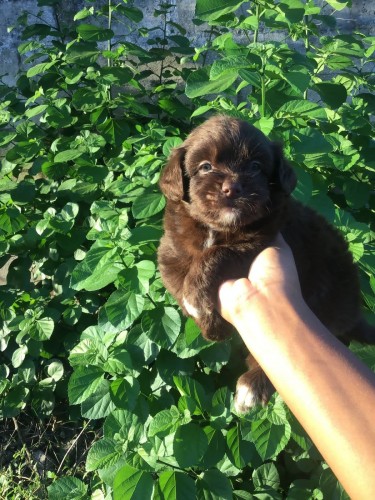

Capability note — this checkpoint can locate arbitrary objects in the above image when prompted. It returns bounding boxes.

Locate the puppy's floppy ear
[271,142,297,195]
[159,147,188,202]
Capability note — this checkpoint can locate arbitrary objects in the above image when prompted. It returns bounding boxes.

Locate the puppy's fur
[158,115,374,413]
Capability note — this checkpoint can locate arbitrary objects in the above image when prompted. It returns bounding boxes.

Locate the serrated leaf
[132,193,166,219]
[196,469,233,500]
[201,427,227,469]
[77,24,114,42]
[86,438,122,472]
[148,406,184,437]
[110,377,140,410]
[47,476,88,500]
[104,407,147,445]
[226,425,256,468]
[252,463,280,490]
[68,365,104,405]
[251,419,291,460]
[99,290,146,333]
[195,0,246,21]
[144,307,181,349]
[276,100,327,119]
[173,375,208,414]
[158,470,196,500]
[173,423,208,468]
[81,379,116,419]
[185,66,238,99]
[113,465,153,500]
[54,149,83,163]
[70,246,124,291]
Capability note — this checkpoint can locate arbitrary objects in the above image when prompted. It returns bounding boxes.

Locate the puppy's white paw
[182,296,200,319]
[234,380,258,414]
[234,370,273,413]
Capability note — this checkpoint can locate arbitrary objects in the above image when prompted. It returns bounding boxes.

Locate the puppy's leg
[182,247,251,340]
[234,354,274,413]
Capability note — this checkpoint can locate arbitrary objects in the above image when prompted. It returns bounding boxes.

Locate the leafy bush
[0,0,374,498]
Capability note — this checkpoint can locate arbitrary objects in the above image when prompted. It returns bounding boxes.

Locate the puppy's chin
[189,204,266,231]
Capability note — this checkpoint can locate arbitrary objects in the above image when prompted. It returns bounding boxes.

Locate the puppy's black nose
[222,180,242,198]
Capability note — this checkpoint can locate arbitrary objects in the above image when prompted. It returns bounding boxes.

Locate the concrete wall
[0,0,374,85]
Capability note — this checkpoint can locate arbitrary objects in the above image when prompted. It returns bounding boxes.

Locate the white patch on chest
[204,229,216,249]
[182,296,200,319]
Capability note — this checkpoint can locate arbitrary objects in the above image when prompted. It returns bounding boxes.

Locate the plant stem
[254,3,260,44]
[108,0,112,67]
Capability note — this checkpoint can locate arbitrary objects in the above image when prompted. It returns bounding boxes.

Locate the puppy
[157,115,374,413]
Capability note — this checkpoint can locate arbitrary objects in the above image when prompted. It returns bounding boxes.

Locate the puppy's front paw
[234,369,273,414]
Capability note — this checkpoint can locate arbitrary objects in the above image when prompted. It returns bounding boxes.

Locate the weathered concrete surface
[0,0,374,85]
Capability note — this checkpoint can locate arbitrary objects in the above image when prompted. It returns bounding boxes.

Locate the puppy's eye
[250,160,262,170]
[199,162,213,173]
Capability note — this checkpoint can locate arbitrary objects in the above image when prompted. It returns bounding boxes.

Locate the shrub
[0,0,374,498]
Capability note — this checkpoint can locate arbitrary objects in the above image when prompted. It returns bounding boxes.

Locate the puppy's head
[160,115,296,231]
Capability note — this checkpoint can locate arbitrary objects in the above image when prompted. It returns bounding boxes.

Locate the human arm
[218,234,375,500]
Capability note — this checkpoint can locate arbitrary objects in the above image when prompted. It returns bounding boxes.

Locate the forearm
[228,281,375,500]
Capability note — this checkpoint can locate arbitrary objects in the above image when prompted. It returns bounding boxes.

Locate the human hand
[218,234,302,327]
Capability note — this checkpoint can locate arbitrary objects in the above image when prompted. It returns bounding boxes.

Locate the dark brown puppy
[158,115,373,413]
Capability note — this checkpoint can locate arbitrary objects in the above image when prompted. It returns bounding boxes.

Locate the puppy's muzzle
[222,179,243,199]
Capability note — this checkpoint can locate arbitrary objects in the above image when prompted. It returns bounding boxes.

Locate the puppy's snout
[222,179,242,198]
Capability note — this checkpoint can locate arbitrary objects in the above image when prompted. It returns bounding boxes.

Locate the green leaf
[68,365,104,405]
[163,137,183,157]
[81,379,116,419]
[113,465,153,500]
[210,55,261,80]
[86,438,122,472]
[325,0,350,11]
[104,408,146,445]
[251,419,291,460]
[314,83,347,109]
[149,406,188,438]
[47,477,88,500]
[173,375,208,414]
[98,118,130,146]
[172,318,212,358]
[252,463,280,490]
[196,469,233,499]
[110,377,140,410]
[173,422,208,468]
[54,149,83,163]
[1,386,29,418]
[25,104,48,118]
[99,291,146,333]
[12,345,28,368]
[195,0,246,21]
[158,471,196,500]
[73,7,94,21]
[185,66,238,99]
[143,307,182,349]
[276,100,327,120]
[31,317,55,341]
[26,61,56,78]
[77,24,114,41]
[226,425,256,468]
[293,128,333,155]
[70,247,124,291]
[201,427,227,468]
[132,193,166,219]
[343,180,369,209]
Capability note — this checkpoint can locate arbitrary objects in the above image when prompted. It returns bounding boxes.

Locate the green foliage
[0,0,374,498]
